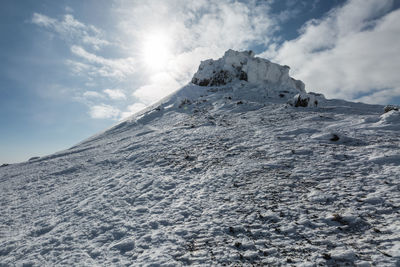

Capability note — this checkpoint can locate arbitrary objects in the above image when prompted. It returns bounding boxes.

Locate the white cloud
[32,13,109,50]
[111,0,277,104]
[82,36,110,50]
[70,45,136,79]
[66,59,92,75]
[83,91,104,99]
[133,72,180,104]
[89,104,120,119]
[262,0,400,104]
[70,45,107,64]
[32,13,56,27]
[355,87,400,105]
[35,0,400,123]
[103,89,126,100]
[120,103,147,119]
[33,1,280,115]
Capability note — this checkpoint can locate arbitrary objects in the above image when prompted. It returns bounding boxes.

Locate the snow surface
[1,50,400,266]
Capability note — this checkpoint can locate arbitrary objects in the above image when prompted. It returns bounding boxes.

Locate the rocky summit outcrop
[191,49,305,95]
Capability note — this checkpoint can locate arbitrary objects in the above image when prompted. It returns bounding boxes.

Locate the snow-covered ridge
[191,49,305,95]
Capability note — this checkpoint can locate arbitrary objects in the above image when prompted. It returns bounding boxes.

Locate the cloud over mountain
[263,0,400,104]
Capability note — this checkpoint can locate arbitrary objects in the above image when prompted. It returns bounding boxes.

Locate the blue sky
[1,0,399,164]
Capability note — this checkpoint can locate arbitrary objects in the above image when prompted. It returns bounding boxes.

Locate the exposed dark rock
[294,95,310,107]
[238,70,248,81]
[192,70,236,87]
[198,79,210,86]
[289,92,325,108]
[322,253,332,260]
[330,134,340,142]
[331,213,347,224]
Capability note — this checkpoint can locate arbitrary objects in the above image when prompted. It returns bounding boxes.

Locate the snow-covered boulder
[369,107,400,130]
[288,92,326,108]
[377,109,400,127]
[384,105,399,113]
[191,49,305,95]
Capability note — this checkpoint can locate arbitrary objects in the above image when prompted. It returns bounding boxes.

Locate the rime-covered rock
[288,92,326,108]
[191,49,305,95]
[384,105,399,113]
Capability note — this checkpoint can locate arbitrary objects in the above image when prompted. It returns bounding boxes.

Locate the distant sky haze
[1,0,399,164]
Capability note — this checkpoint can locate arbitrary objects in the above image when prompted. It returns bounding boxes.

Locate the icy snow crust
[1,52,400,266]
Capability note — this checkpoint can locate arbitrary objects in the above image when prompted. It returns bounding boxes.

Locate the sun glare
[141,31,172,71]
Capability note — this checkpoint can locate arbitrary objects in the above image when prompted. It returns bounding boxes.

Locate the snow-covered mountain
[1,50,399,266]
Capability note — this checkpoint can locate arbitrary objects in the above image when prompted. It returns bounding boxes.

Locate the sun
[141,31,172,71]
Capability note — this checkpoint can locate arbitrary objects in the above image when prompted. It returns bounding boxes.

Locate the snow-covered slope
[1,51,399,266]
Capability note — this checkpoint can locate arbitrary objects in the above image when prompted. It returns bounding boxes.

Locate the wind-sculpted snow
[1,52,400,266]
